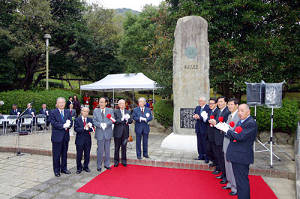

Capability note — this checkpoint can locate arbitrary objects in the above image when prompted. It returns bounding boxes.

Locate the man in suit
[50,97,73,177]
[193,97,210,162]
[207,98,219,169]
[24,103,36,116]
[74,107,94,174]
[93,97,114,172]
[68,103,77,118]
[132,97,153,159]
[210,96,230,184]
[216,104,257,199]
[113,99,133,167]
[10,104,22,115]
[222,98,240,196]
[38,103,50,130]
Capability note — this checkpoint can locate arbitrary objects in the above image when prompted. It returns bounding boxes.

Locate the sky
[87,0,164,12]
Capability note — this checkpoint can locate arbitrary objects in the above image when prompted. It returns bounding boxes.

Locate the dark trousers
[196,133,207,159]
[76,140,91,171]
[136,130,148,158]
[215,144,226,177]
[232,162,250,199]
[206,140,216,164]
[114,131,128,164]
[52,138,69,174]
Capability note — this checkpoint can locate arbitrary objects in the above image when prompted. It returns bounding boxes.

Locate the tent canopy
[80,73,160,92]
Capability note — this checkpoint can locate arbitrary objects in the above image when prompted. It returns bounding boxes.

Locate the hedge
[252,98,299,134]
[153,98,299,134]
[0,89,81,114]
[153,99,173,128]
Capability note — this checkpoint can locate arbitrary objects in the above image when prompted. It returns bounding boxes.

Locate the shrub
[0,89,81,114]
[153,99,173,128]
[251,98,299,134]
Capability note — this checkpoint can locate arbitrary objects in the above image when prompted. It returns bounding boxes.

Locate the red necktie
[83,118,86,126]
[141,108,144,114]
[70,110,72,115]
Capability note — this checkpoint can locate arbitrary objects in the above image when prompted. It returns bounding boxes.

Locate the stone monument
[161,16,210,151]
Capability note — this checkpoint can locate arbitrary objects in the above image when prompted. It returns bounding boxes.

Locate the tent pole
[152,88,154,104]
[113,88,115,108]
[132,89,134,105]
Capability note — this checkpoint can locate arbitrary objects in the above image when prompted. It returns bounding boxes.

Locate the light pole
[44,34,51,90]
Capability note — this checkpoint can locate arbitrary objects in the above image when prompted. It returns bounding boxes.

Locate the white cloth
[200,111,208,122]
[100,123,107,130]
[215,122,230,133]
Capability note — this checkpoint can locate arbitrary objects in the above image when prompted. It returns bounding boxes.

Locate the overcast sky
[87,0,164,11]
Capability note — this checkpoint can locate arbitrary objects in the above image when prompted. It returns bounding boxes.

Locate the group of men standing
[50,96,152,176]
[194,96,257,199]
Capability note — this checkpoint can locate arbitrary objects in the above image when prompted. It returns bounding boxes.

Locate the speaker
[246,82,265,105]
[265,83,283,108]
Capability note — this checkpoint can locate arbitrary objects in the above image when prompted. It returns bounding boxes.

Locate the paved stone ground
[0,127,296,199]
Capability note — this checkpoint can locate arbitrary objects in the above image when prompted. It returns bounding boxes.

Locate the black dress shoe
[137,157,142,160]
[212,170,221,175]
[204,159,209,164]
[229,192,237,196]
[216,175,223,179]
[55,173,60,177]
[76,170,82,174]
[144,155,150,158]
[220,179,227,184]
[114,163,119,167]
[97,168,101,172]
[209,163,216,167]
[122,163,127,167]
[222,186,231,190]
[104,166,111,170]
[61,170,71,174]
[84,168,91,172]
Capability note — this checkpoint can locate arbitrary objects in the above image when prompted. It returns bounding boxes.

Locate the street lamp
[44,33,51,90]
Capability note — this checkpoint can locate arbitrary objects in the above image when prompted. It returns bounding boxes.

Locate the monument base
[161,132,197,153]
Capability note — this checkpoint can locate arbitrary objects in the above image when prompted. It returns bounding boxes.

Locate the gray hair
[138,97,146,103]
[56,97,66,103]
[118,99,126,104]
[199,96,206,101]
[81,107,90,112]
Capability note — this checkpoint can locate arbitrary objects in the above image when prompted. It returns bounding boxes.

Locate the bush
[153,99,173,128]
[252,99,299,134]
[0,89,81,114]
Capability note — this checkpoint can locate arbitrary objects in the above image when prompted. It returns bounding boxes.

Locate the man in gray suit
[93,97,115,172]
[222,98,240,196]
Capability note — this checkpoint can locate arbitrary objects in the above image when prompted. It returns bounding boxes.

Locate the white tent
[80,73,160,105]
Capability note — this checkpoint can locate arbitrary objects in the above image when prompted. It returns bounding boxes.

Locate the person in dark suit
[68,103,77,118]
[206,98,219,168]
[113,99,133,167]
[24,103,36,116]
[66,96,73,109]
[74,107,94,174]
[216,104,257,199]
[132,97,153,159]
[10,104,22,115]
[39,103,50,130]
[50,97,73,177]
[193,97,210,162]
[210,96,230,184]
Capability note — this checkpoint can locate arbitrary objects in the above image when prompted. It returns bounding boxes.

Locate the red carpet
[77,165,277,199]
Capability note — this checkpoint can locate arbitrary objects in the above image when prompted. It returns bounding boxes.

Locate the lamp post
[44,34,51,90]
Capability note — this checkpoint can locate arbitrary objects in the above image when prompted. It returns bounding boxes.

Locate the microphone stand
[15,107,30,156]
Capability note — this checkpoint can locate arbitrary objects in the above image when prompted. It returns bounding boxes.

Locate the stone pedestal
[162,16,210,150]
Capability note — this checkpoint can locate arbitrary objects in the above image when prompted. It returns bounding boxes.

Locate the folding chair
[0,115,5,135]
[7,115,18,134]
[21,114,33,133]
[35,114,47,132]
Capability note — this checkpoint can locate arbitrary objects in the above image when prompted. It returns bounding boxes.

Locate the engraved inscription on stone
[180,108,195,129]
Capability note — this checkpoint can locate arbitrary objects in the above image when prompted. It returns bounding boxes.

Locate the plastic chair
[21,114,33,133]
[7,115,18,134]
[35,114,47,132]
[0,115,5,135]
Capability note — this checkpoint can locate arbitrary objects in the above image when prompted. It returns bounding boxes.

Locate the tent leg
[113,89,115,108]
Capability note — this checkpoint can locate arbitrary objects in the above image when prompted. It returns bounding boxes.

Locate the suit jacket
[93,107,114,140]
[50,108,73,143]
[223,110,240,153]
[67,109,76,118]
[132,106,153,134]
[226,116,257,165]
[206,107,219,142]
[214,107,230,146]
[113,109,133,138]
[39,108,50,116]
[194,104,210,134]
[66,100,73,109]
[10,109,22,115]
[24,108,36,116]
[74,116,93,145]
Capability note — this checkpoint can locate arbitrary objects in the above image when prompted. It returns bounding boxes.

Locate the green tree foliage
[0,1,123,91]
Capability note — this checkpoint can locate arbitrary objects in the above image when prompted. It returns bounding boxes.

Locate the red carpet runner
[77,164,277,199]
